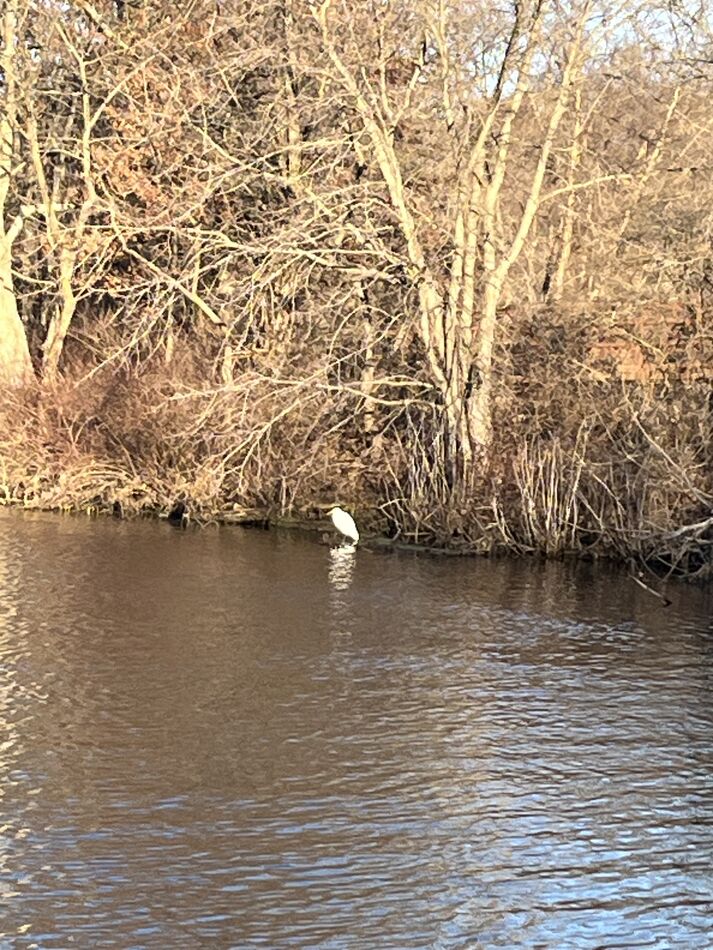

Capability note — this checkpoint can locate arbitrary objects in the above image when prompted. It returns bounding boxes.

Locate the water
[1,510,712,948]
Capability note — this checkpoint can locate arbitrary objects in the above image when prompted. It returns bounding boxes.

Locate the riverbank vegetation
[1,0,711,575]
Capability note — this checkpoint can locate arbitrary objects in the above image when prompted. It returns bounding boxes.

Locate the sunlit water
[1,510,712,948]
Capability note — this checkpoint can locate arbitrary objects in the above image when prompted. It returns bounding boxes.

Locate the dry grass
[0,345,378,522]
[1,328,710,579]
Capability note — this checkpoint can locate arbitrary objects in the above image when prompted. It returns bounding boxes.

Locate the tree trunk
[0,0,33,386]
[0,239,34,386]
[469,276,500,447]
[42,247,77,379]
[551,87,584,299]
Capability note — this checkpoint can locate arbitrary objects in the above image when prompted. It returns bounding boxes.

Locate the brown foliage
[0,0,712,575]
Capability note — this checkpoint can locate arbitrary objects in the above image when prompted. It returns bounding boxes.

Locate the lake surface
[0,510,712,948]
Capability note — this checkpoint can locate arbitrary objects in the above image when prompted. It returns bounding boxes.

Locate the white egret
[328,506,360,545]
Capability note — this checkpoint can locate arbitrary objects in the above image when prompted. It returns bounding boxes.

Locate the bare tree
[311,0,596,469]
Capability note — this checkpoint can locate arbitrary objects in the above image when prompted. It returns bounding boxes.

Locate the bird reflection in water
[328,545,356,638]
[328,543,356,593]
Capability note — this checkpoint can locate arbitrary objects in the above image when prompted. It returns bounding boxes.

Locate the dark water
[1,511,712,949]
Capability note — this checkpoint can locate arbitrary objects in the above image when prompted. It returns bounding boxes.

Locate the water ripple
[0,511,711,947]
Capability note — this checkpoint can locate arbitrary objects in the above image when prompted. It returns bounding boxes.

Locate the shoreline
[2,498,709,584]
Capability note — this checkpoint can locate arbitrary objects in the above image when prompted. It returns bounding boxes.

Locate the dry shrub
[368,309,711,574]
[1,331,710,577]
[0,334,378,520]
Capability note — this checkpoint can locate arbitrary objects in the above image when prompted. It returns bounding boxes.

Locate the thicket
[1,0,711,575]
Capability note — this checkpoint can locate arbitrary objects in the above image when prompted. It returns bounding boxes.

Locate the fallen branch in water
[629,569,672,607]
